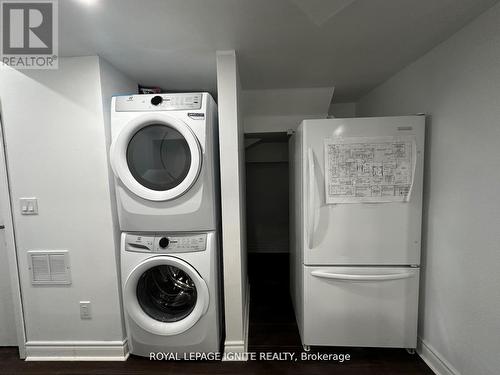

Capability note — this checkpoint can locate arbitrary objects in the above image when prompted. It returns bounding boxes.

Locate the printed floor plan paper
[324,136,416,204]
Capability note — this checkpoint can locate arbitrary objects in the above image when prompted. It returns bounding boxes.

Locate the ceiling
[59,0,498,101]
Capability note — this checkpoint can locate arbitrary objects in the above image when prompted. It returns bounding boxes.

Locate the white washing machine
[110,93,219,232]
[121,231,221,357]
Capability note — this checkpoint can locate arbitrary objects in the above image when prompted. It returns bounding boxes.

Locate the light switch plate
[80,301,92,319]
[20,198,38,215]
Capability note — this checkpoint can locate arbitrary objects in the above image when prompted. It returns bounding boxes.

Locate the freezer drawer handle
[307,147,316,249]
[311,270,415,282]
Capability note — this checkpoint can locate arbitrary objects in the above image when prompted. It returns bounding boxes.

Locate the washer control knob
[151,96,163,106]
[159,237,169,249]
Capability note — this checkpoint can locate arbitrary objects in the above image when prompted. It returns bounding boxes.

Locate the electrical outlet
[80,301,92,319]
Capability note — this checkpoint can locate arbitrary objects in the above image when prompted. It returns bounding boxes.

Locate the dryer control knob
[151,96,163,106]
[159,237,169,249]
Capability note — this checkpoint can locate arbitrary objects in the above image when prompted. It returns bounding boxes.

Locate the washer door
[110,113,202,201]
[124,256,209,336]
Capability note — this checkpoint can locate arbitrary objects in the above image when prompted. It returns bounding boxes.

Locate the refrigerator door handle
[307,147,316,249]
[311,270,415,282]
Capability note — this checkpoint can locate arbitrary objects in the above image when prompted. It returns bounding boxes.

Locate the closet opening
[245,132,300,351]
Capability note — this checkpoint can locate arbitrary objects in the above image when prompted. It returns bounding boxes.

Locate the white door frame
[0,110,27,358]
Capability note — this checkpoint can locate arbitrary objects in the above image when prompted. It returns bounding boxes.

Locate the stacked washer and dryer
[110,93,221,357]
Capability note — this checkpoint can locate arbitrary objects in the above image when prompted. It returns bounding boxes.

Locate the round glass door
[110,114,202,201]
[124,256,209,336]
[136,264,197,322]
[127,125,191,191]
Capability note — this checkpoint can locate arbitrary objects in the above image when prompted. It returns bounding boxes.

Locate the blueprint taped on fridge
[324,136,417,204]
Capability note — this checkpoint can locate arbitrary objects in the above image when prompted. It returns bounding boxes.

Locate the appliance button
[151,96,163,106]
[159,237,169,249]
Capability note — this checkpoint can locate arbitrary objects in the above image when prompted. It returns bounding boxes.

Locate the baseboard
[222,282,250,361]
[417,337,460,375]
[222,340,246,355]
[25,340,129,361]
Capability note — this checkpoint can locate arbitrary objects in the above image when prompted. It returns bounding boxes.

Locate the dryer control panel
[125,233,207,254]
[115,93,202,111]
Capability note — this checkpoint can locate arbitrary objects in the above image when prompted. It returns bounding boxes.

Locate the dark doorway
[245,132,289,254]
[245,132,301,351]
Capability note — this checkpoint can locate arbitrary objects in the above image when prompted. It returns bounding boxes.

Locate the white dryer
[121,231,221,357]
[110,93,219,232]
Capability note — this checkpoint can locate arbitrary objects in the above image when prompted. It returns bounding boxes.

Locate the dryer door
[124,256,209,336]
[110,113,202,201]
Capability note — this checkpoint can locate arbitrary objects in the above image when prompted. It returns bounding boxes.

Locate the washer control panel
[115,93,202,112]
[125,233,207,254]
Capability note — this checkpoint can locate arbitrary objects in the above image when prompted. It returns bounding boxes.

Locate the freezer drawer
[302,266,419,348]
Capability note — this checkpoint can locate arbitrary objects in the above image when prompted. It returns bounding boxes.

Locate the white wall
[216,50,249,355]
[242,87,337,133]
[357,4,500,375]
[329,102,357,118]
[0,56,135,359]
[242,88,356,133]
[96,58,137,335]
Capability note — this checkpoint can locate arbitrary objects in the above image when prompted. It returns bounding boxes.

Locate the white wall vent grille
[27,251,71,285]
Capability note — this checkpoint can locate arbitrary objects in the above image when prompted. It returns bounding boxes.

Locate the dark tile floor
[0,253,434,375]
[248,252,301,352]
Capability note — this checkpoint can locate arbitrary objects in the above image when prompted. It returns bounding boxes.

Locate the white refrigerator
[289,116,425,350]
